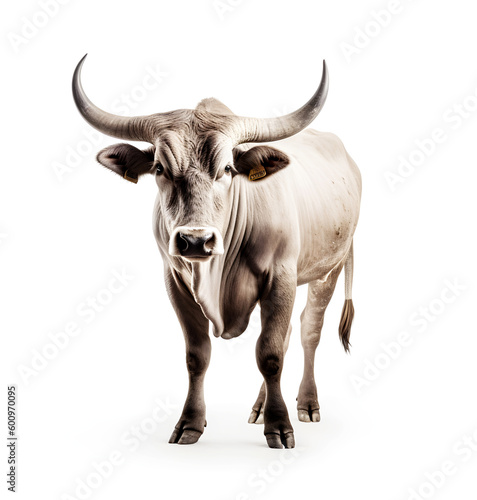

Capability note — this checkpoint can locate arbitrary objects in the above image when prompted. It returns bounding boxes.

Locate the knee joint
[258,353,282,378]
[186,350,208,375]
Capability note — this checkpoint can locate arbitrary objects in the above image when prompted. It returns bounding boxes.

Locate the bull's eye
[155,163,164,175]
[224,165,232,174]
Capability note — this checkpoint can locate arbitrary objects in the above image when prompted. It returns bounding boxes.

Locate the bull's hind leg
[297,265,343,422]
[248,323,292,424]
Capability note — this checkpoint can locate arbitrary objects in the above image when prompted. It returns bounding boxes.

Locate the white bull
[72,55,361,448]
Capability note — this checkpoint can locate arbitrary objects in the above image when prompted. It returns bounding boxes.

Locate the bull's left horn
[72,54,154,142]
[231,60,329,144]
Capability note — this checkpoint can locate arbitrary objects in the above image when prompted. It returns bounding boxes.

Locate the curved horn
[72,54,155,142]
[231,60,329,144]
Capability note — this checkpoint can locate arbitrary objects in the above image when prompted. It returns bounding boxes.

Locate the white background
[2,0,477,499]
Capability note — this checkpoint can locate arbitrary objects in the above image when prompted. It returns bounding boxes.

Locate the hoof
[169,428,203,445]
[265,431,295,449]
[297,408,320,422]
[248,408,264,424]
[249,383,266,424]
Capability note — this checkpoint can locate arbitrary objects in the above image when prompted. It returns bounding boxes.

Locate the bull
[72,55,361,449]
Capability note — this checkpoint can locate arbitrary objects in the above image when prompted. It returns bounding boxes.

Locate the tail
[339,241,354,353]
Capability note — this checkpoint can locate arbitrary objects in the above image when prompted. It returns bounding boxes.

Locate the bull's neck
[182,178,251,337]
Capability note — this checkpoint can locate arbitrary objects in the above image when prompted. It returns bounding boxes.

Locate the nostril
[177,232,190,253]
[202,233,214,251]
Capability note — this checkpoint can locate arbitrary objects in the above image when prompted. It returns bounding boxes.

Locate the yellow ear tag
[123,169,138,184]
[249,165,267,181]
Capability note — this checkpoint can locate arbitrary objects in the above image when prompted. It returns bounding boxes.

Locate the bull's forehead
[153,111,234,175]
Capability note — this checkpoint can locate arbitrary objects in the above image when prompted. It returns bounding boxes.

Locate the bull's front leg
[257,267,296,449]
[165,270,211,445]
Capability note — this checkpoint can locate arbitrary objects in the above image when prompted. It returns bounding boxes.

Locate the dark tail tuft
[339,299,354,353]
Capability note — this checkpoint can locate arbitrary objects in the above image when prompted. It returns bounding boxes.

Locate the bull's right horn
[72,54,155,142]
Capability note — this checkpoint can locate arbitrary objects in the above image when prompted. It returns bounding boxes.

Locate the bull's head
[72,55,328,262]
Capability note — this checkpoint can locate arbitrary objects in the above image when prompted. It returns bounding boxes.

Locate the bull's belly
[296,221,355,286]
[218,252,349,338]
[296,247,349,286]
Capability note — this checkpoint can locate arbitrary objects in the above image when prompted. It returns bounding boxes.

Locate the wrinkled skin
[73,55,363,447]
[67,52,363,448]
[94,99,361,447]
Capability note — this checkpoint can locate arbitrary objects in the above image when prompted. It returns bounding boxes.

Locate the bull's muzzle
[169,226,224,261]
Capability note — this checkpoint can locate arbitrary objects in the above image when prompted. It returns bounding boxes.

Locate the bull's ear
[232,146,290,181]
[96,144,155,183]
